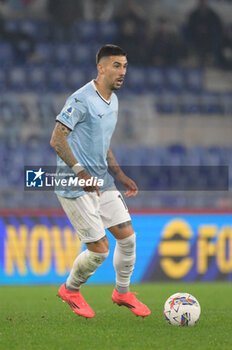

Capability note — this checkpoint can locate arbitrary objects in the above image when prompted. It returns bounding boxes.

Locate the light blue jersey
[55,80,118,198]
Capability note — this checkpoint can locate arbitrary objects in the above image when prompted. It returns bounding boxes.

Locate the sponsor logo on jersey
[62,106,73,119]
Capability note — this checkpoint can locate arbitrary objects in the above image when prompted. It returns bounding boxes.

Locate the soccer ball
[164,293,201,326]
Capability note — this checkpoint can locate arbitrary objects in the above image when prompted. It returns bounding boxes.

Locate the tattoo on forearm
[107,149,121,176]
[51,122,77,168]
[116,220,132,229]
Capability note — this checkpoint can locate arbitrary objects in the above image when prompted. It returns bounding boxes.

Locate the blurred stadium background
[0,0,232,286]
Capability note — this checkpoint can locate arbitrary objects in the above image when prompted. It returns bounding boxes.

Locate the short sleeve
[56,98,86,130]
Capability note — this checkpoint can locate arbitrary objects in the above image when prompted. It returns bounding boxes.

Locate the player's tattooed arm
[107,148,138,197]
[106,148,124,178]
[50,121,77,168]
[50,121,100,196]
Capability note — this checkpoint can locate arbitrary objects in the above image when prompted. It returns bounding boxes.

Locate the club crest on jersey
[62,106,73,119]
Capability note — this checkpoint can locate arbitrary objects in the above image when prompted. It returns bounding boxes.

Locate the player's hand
[116,172,138,197]
[78,170,101,196]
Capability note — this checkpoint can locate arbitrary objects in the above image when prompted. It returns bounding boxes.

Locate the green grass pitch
[1,282,232,350]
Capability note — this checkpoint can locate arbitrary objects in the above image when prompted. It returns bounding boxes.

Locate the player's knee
[104,238,110,251]
[99,236,109,253]
[88,250,109,266]
[86,235,109,253]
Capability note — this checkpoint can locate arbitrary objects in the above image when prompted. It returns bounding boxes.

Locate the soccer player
[50,44,151,318]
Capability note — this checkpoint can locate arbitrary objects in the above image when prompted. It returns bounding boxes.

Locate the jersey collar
[91,80,111,105]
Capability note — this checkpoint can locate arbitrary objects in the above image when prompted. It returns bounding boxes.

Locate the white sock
[66,249,109,291]
[113,233,136,294]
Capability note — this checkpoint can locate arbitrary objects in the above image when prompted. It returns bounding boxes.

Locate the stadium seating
[1,143,230,190]
[0,19,231,208]
[185,68,203,93]
[146,68,165,92]
[27,65,48,91]
[0,141,230,208]
[1,18,230,116]
[179,92,201,114]
[165,68,185,93]
[0,43,14,66]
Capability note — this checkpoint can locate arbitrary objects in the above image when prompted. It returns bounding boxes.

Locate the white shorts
[57,186,131,243]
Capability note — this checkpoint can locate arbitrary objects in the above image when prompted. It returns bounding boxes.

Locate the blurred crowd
[0,0,232,68]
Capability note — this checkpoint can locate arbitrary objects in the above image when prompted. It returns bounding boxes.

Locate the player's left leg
[99,187,151,317]
[109,221,135,295]
[108,222,150,317]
